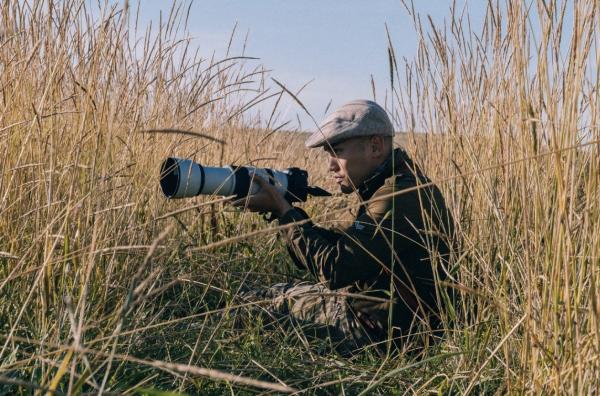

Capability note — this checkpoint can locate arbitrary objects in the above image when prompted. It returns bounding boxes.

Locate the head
[324,135,393,194]
[305,99,395,194]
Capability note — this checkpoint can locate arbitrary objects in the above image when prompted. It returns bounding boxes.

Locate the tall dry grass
[391,0,600,394]
[0,0,598,394]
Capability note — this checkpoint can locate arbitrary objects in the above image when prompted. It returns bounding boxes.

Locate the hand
[231,173,293,217]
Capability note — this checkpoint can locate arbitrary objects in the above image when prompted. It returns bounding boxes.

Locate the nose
[328,156,339,172]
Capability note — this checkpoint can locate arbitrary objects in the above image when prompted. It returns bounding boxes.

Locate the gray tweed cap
[305,99,394,148]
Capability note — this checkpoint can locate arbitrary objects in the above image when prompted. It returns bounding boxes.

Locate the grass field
[1,0,599,394]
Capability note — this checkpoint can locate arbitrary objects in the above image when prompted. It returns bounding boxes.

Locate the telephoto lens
[159,157,330,203]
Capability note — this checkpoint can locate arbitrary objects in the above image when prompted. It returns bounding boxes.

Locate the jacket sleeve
[280,207,343,271]
[278,186,420,290]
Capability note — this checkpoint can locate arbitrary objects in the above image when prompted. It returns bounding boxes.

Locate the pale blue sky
[129,1,488,129]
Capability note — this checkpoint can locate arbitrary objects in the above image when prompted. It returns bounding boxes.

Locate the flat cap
[305,99,394,148]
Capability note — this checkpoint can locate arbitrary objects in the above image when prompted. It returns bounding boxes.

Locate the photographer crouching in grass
[232,100,456,356]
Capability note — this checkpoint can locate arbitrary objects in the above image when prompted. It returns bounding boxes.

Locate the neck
[357,149,395,200]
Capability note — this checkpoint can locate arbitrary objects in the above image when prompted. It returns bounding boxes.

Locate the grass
[1,0,599,394]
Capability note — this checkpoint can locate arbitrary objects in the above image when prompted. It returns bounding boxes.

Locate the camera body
[160,157,328,203]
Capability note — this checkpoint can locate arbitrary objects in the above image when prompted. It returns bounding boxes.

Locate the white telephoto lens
[201,166,236,196]
[161,158,309,202]
[173,159,202,198]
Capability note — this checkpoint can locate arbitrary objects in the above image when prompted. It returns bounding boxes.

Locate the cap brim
[305,130,330,148]
[305,127,394,149]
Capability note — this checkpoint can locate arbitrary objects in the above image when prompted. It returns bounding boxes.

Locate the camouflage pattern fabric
[238,282,376,355]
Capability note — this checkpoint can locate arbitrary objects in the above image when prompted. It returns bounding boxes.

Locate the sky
[130,1,488,130]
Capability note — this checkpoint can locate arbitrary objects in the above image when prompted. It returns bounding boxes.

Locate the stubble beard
[340,183,354,194]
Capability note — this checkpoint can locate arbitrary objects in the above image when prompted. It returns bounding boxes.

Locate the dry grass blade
[153,195,235,221]
[141,128,226,144]
[0,251,19,260]
[271,77,321,129]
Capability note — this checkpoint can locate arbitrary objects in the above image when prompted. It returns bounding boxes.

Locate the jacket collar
[357,148,412,201]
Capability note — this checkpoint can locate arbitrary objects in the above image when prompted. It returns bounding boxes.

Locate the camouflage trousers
[236,282,375,355]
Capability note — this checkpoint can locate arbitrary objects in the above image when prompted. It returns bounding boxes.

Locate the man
[234,100,455,355]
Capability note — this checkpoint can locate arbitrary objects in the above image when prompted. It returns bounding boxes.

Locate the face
[324,136,384,194]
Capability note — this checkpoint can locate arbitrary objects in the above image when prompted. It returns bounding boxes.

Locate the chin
[340,185,354,194]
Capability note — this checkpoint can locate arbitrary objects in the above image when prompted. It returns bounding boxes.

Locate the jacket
[278,148,455,343]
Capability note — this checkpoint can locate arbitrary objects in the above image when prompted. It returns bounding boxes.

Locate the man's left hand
[231,174,293,217]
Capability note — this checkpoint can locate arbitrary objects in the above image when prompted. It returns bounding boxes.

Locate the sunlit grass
[0,0,598,394]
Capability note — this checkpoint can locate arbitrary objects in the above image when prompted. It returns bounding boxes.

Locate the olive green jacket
[278,148,455,342]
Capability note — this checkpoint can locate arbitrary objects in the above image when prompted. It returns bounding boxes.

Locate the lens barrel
[159,157,313,203]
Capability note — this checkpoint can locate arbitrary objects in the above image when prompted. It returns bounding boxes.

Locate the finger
[250,173,267,186]
[231,198,248,207]
[251,174,278,193]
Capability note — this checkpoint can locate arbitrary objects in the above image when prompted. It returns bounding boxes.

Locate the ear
[369,135,385,158]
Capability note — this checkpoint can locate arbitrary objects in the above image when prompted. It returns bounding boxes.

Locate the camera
[160,157,330,203]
